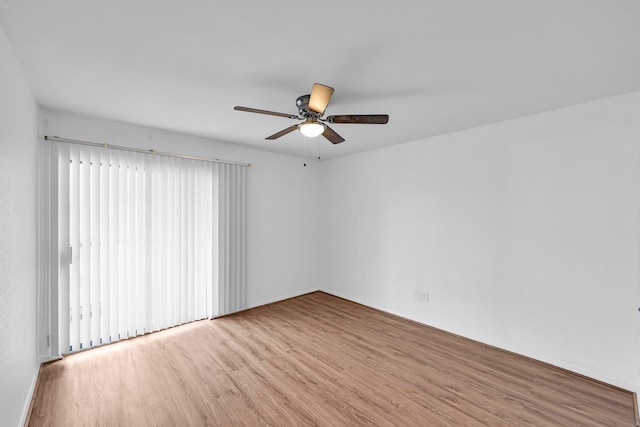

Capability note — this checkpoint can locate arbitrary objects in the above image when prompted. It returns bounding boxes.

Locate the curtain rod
[44,135,252,168]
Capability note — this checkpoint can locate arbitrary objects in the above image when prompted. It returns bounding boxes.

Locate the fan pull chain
[303,136,308,167]
[316,138,321,161]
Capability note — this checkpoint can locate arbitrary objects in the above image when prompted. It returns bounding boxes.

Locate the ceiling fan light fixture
[299,121,325,138]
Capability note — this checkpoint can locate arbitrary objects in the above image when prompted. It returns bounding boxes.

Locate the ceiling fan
[234,83,389,144]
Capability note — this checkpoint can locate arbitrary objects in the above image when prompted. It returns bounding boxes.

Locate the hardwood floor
[28,292,637,426]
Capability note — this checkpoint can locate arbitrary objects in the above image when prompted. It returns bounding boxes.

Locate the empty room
[1,1,640,426]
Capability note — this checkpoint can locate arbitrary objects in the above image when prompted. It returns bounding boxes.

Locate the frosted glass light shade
[299,121,325,138]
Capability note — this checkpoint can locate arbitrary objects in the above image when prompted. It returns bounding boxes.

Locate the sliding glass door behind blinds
[62,144,214,352]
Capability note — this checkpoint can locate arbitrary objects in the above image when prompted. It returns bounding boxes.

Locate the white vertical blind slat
[157,158,168,330]
[99,150,110,344]
[144,157,153,333]
[134,154,146,336]
[210,164,219,317]
[88,149,101,347]
[57,142,70,355]
[108,149,119,343]
[79,147,90,349]
[239,166,246,311]
[168,158,177,326]
[187,165,195,321]
[68,146,80,352]
[224,164,230,314]
[117,152,127,340]
[180,160,187,324]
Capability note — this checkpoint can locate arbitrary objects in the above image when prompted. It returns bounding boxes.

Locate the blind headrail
[44,135,252,167]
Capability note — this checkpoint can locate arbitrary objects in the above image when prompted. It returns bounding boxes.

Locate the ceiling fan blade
[322,125,345,144]
[326,114,389,124]
[234,106,299,119]
[265,124,299,140]
[308,83,334,115]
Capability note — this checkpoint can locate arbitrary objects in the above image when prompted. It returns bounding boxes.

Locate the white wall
[42,110,321,312]
[0,20,40,427]
[320,92,640,392]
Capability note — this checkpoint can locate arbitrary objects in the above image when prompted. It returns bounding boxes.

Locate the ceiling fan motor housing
[296,95,312,117]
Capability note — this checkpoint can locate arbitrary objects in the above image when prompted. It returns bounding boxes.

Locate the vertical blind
[53,141,246,354]
[216,163,247,315]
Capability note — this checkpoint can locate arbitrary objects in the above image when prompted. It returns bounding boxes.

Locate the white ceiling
[1,1,639,159]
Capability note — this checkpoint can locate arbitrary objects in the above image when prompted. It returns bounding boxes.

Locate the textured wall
[0,19,40,427]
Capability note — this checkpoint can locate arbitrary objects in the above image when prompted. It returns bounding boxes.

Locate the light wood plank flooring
[28,292,638,426]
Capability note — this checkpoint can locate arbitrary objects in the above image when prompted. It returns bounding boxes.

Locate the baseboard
[214,288,320,318]
[39,354,62,364]
[633,390,639,426]
[320,288,637,395]
[245,288,319,311]
[21,364,41,427]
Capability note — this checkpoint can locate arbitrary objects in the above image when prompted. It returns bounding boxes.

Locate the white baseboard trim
[320,288,636,394]
[212,288,321,319]
[635,387,640,424]
[20,365,40,427]
[39,354,62,364]
[245,288,320,311]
